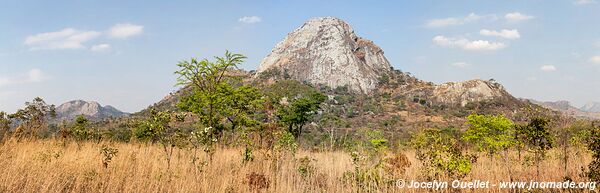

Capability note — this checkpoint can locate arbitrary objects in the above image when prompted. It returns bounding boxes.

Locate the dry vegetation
[0,139,592,193]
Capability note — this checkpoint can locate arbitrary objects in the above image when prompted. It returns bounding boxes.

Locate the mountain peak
[256,17,392,93]
[56,100,128,121]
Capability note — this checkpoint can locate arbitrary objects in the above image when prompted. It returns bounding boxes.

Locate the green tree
[515,117,554,179]
[0,111,11,141]
[71,115,91,142]
[462,114,515,156]
[10,97,56,138]
[175,51,263,140]
[585,121,600,183]
[175,51,248,136]
[277,92,327,138]
[220,85,264,132]
[135,109,185,169]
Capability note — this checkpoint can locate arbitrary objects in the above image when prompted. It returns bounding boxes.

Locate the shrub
[585,121,600,182]
[100,145,118,168]
[462,114,515,157]
[411,128,475,180]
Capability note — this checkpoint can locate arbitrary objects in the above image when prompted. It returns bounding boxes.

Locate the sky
[1,0,600,113]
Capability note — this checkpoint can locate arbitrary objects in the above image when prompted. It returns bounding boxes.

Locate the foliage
[71,115,92,142]
[515,117,554,177]
[100,145,118,168]
[274,130,298,154]
[134,109,185,169]
[190,126,218,160]
[586,121,600,183]
[277,92,327,138]
[342,129,405,190]
[219,85,264,132]
[462,114,515,156]
[9,97,56,138]
[0,111,10,141]
[175,51,247,135]
[411,128,474,180]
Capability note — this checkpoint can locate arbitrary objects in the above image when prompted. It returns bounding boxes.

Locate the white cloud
[574,0,597,5]
[24,28,101,50]
[0,68,48,87]
[540,65,557,71]
[451,62,471,68]
[505,12,534,22]
[238,16,262,24]
[90,44,111,52]
[480,29,521,39]
[432,35,507,51]
[108,23,144,39]
[425,13,496,28]
[590,56,600,63]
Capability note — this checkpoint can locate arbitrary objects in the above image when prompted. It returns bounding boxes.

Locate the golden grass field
[0,139,593,193]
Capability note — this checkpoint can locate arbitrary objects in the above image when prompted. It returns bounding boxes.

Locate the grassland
[0,139,592,193]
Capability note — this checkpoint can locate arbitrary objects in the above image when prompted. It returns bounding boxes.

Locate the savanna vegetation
[1,51,599,192]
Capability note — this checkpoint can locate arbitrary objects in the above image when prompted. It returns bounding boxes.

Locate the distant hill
[529,100,600,120]
[581,102,600,113]
[55,100,129,121]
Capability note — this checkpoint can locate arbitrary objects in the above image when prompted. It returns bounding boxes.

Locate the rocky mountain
[255,17,392,93]
[254,17,516,108]
[581,102,600,113]
[147,17,553,129]
[55,100,129,121]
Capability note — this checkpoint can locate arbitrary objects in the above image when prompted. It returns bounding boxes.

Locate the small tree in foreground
[175,51,246,136]
[516,117,554,179]
[462,114,515,157]
[71,115,91,143]
[10,97,56,139]
[585,121,600,183]
[135,109,185,169]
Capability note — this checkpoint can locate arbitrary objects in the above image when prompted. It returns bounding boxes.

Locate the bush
[411,128,475,180]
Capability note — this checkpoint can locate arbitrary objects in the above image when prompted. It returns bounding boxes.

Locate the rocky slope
[55,100,129,121]
[255,17,392,93]
[433,79,510,106]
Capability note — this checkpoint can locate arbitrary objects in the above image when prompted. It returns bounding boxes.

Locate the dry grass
[0,139,593,193]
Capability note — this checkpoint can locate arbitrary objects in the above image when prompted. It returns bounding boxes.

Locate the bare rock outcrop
[255,17,392,93]
[433,79,508,106]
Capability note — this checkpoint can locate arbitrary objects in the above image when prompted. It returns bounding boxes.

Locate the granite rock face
[433,79,507,106]
[56,100,128,121]
[256,17,392,93]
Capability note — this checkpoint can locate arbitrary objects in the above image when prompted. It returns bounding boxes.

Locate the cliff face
[256,17,392,93]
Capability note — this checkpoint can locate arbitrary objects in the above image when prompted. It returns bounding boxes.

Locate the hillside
[139,17,558,139]
[530,100,600,120]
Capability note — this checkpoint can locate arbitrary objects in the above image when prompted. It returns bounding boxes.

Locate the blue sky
[1,0,600,113]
